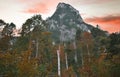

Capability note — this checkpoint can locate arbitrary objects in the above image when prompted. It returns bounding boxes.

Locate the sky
[0,0,120,33]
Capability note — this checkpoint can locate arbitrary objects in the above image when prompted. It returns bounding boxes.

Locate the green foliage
[108,32,120,55]
[21,15,45,36]
[2,23,16,36]
[91,27,108,38]
[0,36,11,51]
[13,36,29,52]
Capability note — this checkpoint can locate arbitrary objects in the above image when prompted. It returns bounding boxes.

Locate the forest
[0,15,120,77]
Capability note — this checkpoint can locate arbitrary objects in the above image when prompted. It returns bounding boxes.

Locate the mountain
[46,2,107,43]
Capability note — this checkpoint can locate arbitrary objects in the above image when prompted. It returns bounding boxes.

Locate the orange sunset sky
[0,0,120,33]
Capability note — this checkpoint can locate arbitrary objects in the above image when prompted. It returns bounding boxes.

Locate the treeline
[0,15,120,77]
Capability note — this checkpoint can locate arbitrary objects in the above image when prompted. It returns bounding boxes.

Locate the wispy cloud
[70,0,114,5]
[20,0,62,14]
[85,14,120,24]
[85,14,120,33]
[23,2,49,14]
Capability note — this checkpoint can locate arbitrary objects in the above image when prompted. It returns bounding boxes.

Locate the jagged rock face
[47,3,92,43]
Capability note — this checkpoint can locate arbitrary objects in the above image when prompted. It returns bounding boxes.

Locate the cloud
[85,14,120,24]
[23,2,49,14]
[71,0,114,5]
[18,0,38,3]
[85,14,120,33]
[21,0,62,14]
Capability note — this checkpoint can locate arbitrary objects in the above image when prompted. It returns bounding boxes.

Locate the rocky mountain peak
[46,2,107,43]
[57,2,76,10]
[46,2,92,42]
[49,2,83,23]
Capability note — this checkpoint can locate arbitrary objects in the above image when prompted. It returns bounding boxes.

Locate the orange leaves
[0,50,38,76]
[0,52,16,66]
[17,57,38,77]
[112,55,120,64]
[82,32,92,39]
[42,31,52,36]
[62,66,76,77]
[17,50,38,77]
[98,53,107,63]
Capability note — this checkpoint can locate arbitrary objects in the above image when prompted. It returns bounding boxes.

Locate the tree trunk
[36,38,39,58]
[87,44,90,62]
[57,45,61,77]
[73,42,78,63]
[65,52,68,70]
[81,50,84,66]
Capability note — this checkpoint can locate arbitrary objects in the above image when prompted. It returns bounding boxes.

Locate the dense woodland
[0,15,120,77]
